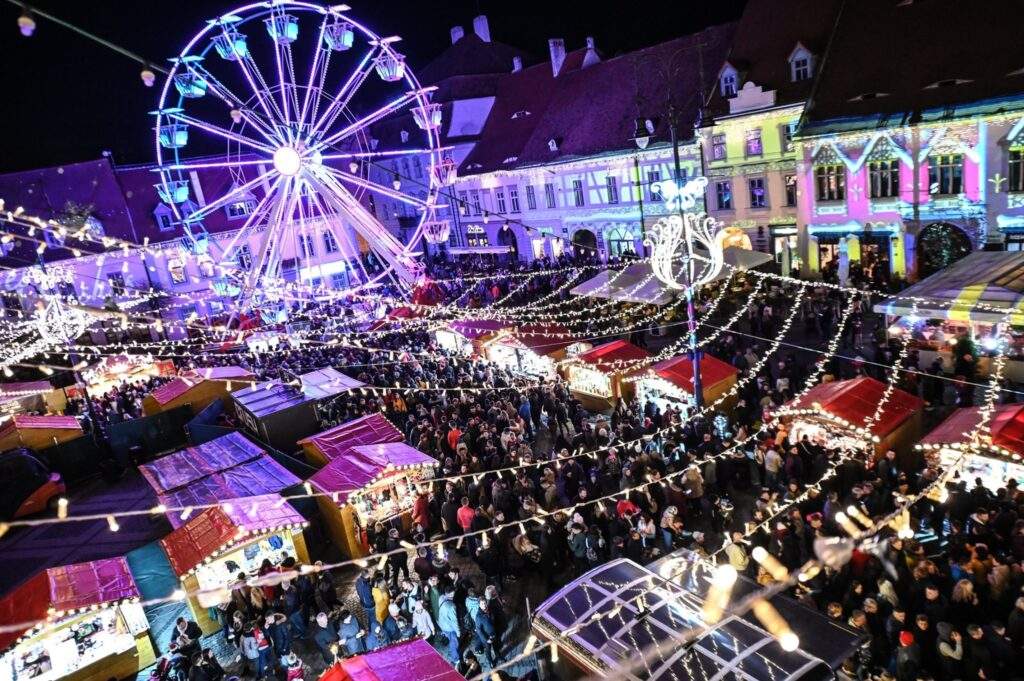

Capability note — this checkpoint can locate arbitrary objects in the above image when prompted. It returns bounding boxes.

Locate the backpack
[585,537,599,563]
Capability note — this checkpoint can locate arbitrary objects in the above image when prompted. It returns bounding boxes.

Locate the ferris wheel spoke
[242,178,294,297]
[305,47,378,143]
[319,148,440,161]
[167,111,276,155]
[319,166,430,208]
[298,15,330,130]
[309,90,422,153]
[305,186,372,285]
[212,24,283,127]
[186,65,282,146]
[215,175,285,264]
[283,42,304,130]
[180,166,278,226]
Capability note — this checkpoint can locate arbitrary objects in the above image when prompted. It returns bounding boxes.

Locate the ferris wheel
[152,0,454,308]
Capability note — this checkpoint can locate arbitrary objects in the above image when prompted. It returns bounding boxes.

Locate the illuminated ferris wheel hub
[152,0,453,309]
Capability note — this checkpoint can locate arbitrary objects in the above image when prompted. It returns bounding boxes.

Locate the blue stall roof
[232,368,362,418]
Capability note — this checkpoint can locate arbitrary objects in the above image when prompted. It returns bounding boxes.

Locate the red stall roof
[650,354,738,394]
[298,413,404,463]
[309,442,436,505]
[319,638,465,681]
[0,557,139,651]
[788,377,923,438]
[160,495,306,575]
[139,431,265,494]
[449,319,509,340]
[0,414,82,440]
[577,340,651,372]
[922,403,1024,456]
[157,456,301,517]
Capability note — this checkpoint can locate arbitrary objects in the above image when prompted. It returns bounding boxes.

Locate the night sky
[0,0,746,173]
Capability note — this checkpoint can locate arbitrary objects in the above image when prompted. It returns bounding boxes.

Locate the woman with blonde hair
[948,578,980,629]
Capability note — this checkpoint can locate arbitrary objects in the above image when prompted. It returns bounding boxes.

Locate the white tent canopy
[572,247,772,305]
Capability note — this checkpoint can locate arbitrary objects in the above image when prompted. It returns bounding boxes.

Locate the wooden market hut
[0,380,67,416]
[0,558,155,681]
[435,319,511,356]
[141,366,257,417]
[482,323,587,377]
[318,638,466,681]
[159,496,309,635]
[298,413,405,468]
[777,376,924,458]
[566,339,651,411]
[139,431,300,512]
[918,403,1024,490]
[633,353,739,414]
[0,414,84,452]
[310,442,436,558]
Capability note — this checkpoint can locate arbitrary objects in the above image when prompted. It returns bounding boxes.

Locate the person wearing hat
[895,630,920,681]
[283,652,304,681]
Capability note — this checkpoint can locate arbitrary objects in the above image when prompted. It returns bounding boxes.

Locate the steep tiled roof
[800,0,1024,136]
[419,33,528,87]
[460,24,736,176]
[706,0,842,116]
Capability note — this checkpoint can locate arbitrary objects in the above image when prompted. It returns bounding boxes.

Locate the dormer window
[548,137,560,152]
[788,43,814,82]
[400,130,410,143]
[721,72,737,97]
[511,110,531,119]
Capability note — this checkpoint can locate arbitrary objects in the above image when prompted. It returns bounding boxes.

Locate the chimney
[548,38,566,77]
[472,15,490,42]
[450,26,464,44]
[512,55,523,73]
[582,36,600,68]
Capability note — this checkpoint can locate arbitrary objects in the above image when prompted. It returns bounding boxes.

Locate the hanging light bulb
[230,109,243,124]
[349,160,359,174]
[140,65,156,87]
[2,366,12,377]
[391,174,401,191]
[18,8,36,37]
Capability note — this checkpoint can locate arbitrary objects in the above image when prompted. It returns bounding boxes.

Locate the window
[470,190,482,215]
[815,165,846,201]
[226,198,256,219]
[107,272,126,295]
[495,189,506,213]
[155,204,175,232]
[721,72,737,97]
[1011,150,1024,193]
[164,257,186,284]
[745,129,763,157]
[236,244,253,270]
[300,234,316,258]
[197,256,215,278]
[457,191,469,215]
[572,179,585,207]
[525,185,537,210]
[413,157,423,178]
[57,281,77,301]
[712,134,727,161]
[331,272,348,289]
[869,159,901,198]
[928,154,963,195]
[716,181,733,210]
[785,175,797,207]
[792,57,811,82]
[508,186,520,213]
[606,176,619,204]
[781,123,796,152]
[1,291,22,312]
[749,178,767,208]
[466,225,489,247]
[544,183,556,209]
[323,230,340,254]
[648,170,662,201]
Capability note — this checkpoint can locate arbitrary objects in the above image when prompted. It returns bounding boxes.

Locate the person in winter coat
[474,598,497,665]
[355,571,376,624]
[240,629,261,679]
[283,653,304,681]
[372,577,391,625]
[337,609,365,657]
[248,620,274,679]
[437,589,461,664]
[365,622,390,651]
[311,612,339,665]
[412,600,436,640]
[265,611,291,657]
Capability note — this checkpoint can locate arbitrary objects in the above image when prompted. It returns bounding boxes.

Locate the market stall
[80,355,176,396]
[631,353,738,418]
[435,319,510,357]
[160,495,309,635]
[565,339,650,411]
[319,638,465,681]
[309,442,436,558]
[0,558,154,681]
[0,414,83,453]
[141,366,257,417]
[298,413,405,468]
[482,323,587,378]
[874,251,1024,381]
[232,368,364,452]
[918,403,1024,492]
[0,381,66,418]
[775,376,923,457]
[139,431,301,511]
[533,557,864,681]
